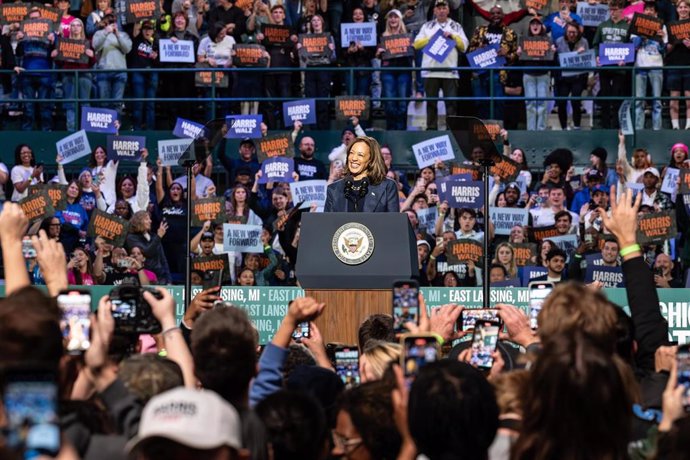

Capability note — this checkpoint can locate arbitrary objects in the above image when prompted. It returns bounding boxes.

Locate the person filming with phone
[324,136,400,213]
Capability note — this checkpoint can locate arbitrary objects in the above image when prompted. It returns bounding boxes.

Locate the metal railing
[1,64,684,125]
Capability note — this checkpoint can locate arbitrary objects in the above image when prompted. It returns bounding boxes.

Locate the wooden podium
[297,213,418,345]
[307,289,392,344]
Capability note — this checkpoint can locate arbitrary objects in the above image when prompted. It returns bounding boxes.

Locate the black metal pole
[478,159,494,310]
[184,164,193,311]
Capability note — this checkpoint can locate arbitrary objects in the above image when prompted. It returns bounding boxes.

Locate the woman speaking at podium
[324,136,400,213]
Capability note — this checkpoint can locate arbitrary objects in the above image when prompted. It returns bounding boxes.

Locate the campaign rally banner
[668,19,690,43]
[257,133,294,162]
[625,180,644,196]
[159,39,196,63]
[473,119,503,143]
[599,43,635,65]
[629,13,664,41]
[619,100,634,136]
[233,44,269,67]
[532,225,561,241]
[559,49,596,77]
[416,206,438,232]
[513,243,537,267]
[549,234,579,259]
[81,107,118,134]
[524,0,548,13]
[29,183,68,211]
[451,164,481,180]
[258,157,294,184]
[576,2,609,27]
[519,36,554,61]
[173,117,205,139]
[21,19,53,42]
[0,3,30,24]
[191,197,227,226]
[437,178,484,209]
[335,96,370,121]
[467,45,506,69]
[262,24,291,46]
[32,3,61,26]
[492,278,521,287]
[489,207,529,235]
[226,115,262,138]
[298,33,331,58]
[490,156,520,182]
[194,64,229,88]
[520,266,548,286]
[679,169,690,194]
[54,38,89,63]
[107,135,145,162]
[19,191,54,223]
[661,167,680,196]
[381,33,414,59]
[412,135,455,168]
[88,209,129,246]
[585,265,625,287]
[422,30,455,63]
[223,223,263,253]
[289,179,327,211]
[637,210,677,245]
[56,130,92,165]
[340,22,376,47]
[283,99,316,127]
[158,138,193,167]
[191,254,230,273]
[446,240,484,266]
[124,0,159,23]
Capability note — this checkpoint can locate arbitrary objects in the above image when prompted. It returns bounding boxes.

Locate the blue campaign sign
[584,264,625,287]
[173,117,206,139]
[107,135,146,162]
[258,157,295,184]
[226,115,262,139]
[282,99,316,127]
[467,45,506,69]
[422,30,456,63]
[437,177,484,209]
[520,266,548,286]
[81,107,118,134]
[598,43,635,65]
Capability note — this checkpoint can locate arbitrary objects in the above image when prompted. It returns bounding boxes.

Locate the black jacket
[324,178,400,213]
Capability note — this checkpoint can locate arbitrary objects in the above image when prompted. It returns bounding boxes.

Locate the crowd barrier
[11,285,689,344]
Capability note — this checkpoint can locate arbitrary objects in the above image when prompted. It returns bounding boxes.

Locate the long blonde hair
[344,136,388,185]
[363,341,401,381]
[492,242,517,278]
[383,12,407,36]
[69,18,86,40]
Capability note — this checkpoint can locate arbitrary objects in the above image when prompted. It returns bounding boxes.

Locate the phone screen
[458,309,499,332]
[393,282,420,334]
[3,372,60,456]
[111,298,136,320]
[22,237,36,259]
[402,335,439,380]
[202,269,224,291]
[335,347,360,387]
[678,346,690,409]
[292,321,310,342]
[57,291,92,353]
[469,321,500,369]
[529,282,554,329]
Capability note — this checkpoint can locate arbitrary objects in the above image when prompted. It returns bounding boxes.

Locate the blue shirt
[544,12,583,43]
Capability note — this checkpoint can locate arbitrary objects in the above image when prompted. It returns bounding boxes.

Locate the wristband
[619,244,641,257]
[162,326,181,337]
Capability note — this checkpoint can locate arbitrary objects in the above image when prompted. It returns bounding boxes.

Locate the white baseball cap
[642,167,660,179]
[126,388,242,453]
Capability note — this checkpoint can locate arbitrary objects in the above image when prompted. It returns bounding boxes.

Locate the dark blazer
[324,178,400,213]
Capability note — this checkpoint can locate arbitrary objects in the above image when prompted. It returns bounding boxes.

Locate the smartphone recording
[401,334,440,381]
[57,290,92,354]
[469,321,500,369]
[458,308,500,332]
[393,280,420,334]
[334,346,360,387]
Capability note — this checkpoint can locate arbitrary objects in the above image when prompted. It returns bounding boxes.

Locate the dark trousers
[424,77,457,130]
[598,70,627,129]
[304,69,331,130]
[556,74,587,129]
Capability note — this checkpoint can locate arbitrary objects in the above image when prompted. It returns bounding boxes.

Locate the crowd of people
[0,186,688,460]
[1,0,690,131]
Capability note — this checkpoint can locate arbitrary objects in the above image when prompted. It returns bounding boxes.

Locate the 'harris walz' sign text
[88,209,130,246]
[55,38,89,63]
[335,96,370,121]
[124,0,159,23]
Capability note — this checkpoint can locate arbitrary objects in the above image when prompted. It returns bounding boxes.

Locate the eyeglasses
[331,431,363,452]
[49,223,61,227]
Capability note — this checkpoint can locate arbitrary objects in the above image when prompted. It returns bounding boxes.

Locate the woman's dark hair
[236,267,256,286]
[172,11,189,30]
[69,247,93,285]
[228,184,251,217]
[256,391,328,460]
[39,215,61,238]
[536,239,557,266]
[13,144,35,167]
[116,175,137,200]
[564,22,581,41]
[344,137,388,185]
[512,147,530,171]
[208,21,227,41]
[442,271,461,286]
[409,361,498,460]
[512,332,633,460]
[494,191,505,207]
[528,19,546,36]
[114,199,133,220]
[88,145,107,168]
[335,379,402,460]
[66,180,82,204]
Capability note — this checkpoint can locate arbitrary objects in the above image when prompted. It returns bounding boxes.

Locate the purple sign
[422,29,456,63]
[467,45,506,69]
[258,157,295,184]
[584,264,625,287]
[282,99,316,127]
[598,43,635,65]
[520,266,548,286]
[107,135,146,162]
[81,107,118,134]
[226,115,262,139]
[173,117,206,139]
[437,177,484,209]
